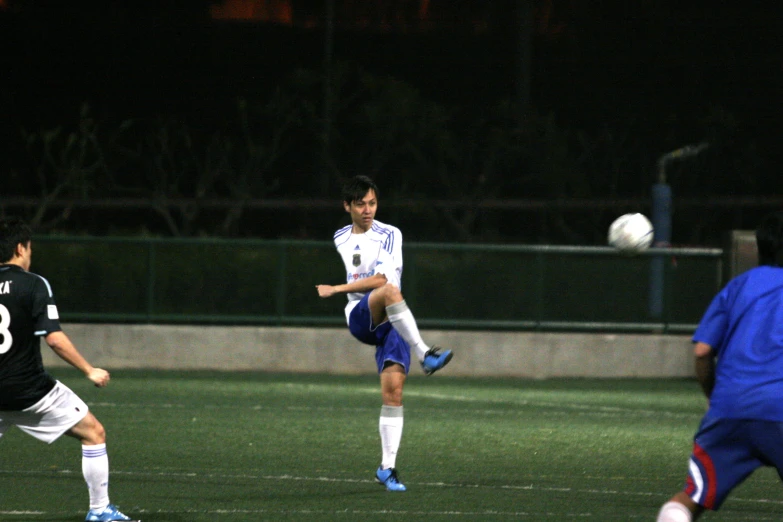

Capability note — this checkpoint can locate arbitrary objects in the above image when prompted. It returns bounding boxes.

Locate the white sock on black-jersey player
[82,443,111,510]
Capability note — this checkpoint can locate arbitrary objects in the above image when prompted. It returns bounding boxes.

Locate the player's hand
[87,368,111,388]
[316,284,336,298]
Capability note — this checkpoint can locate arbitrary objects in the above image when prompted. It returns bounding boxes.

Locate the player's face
[344,189,377,233]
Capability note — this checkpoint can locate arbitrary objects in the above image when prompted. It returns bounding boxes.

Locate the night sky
[2,1,779,129]
[1,0,782,241]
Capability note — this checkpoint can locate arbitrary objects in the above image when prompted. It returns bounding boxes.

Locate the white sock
[386,300,429,361]
[82,444,110,510]
[657,501,692,522]
[379,405,404,470]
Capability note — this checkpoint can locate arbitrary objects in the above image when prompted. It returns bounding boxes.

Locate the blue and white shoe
[85,504,133,522]
[375,466,407,492]
[421,347,453,376]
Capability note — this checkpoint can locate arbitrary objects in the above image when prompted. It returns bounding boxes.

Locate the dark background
[1,0,781,245]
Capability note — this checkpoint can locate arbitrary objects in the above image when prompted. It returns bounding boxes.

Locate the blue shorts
[348,293,410,374]
[683,415,783,510]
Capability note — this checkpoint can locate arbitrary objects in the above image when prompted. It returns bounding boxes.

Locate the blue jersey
[693,266,783,421]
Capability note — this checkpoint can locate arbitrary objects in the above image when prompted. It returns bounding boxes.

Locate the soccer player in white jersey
[0,218,136,522]
[316,175,453,492]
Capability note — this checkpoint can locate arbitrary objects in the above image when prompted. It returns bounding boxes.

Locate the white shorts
[0,381,89,444]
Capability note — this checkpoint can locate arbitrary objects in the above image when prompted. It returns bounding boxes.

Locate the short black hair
[341,175,379,205]
[756,211,783,267]
[0,217,32,263]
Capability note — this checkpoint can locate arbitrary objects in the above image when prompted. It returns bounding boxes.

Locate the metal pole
[649,142,709,319]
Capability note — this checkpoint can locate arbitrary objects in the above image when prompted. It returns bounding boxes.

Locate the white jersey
[333,219,403,324]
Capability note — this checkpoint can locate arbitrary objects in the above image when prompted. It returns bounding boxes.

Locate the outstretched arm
[316,273,388,298]
[45,331,111,387]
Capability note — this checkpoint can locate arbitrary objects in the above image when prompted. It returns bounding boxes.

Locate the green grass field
[1,370,781,521]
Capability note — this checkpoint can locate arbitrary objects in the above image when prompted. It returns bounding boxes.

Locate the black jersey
[0,264,61,410]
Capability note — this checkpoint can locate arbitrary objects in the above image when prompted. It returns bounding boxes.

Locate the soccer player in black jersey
[0,218,136,522]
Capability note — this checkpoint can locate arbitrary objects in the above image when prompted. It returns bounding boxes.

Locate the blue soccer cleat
[85,504,134,522]
[421,347,453,376]
[375,466,407,492]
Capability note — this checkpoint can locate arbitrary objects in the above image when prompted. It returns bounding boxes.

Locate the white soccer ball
[608,213,654,254]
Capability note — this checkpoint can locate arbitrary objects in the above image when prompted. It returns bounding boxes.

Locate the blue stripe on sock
[82,448,107,458]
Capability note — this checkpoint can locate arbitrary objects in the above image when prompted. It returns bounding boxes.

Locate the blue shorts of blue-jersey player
[665,416,783,519]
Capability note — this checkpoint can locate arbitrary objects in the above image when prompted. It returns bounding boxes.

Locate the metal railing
[32,236,723,333]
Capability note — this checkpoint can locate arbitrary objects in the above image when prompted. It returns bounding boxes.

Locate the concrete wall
[42,324,695,378]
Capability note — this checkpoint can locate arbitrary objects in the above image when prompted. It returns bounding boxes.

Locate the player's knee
[92,421,107,445]
[381,283,403,303]
[382,391,403,407]
[78,414,107,445]
[383,380,404,406]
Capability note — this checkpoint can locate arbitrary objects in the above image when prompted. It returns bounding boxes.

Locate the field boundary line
[2,468,781,507]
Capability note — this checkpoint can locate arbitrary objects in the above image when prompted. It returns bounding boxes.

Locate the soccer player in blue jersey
[316,175,453,492]
[0,218,135,522]
[656,210,783,522]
